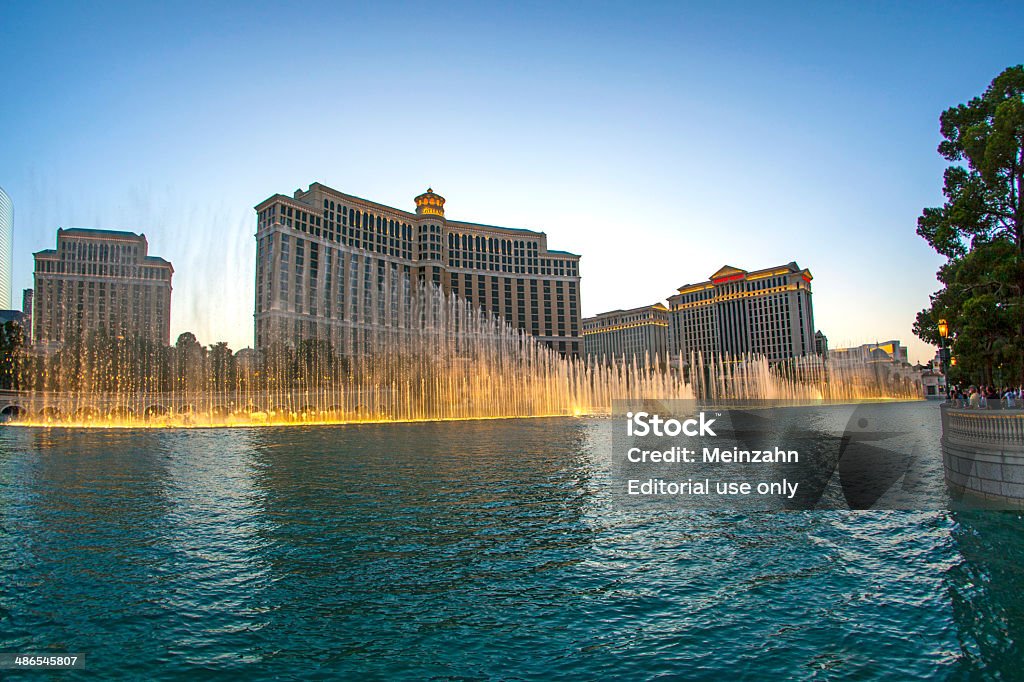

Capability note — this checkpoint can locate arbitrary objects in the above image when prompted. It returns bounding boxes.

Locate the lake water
[1,401,1022,678]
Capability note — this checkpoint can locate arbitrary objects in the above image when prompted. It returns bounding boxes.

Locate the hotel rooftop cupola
[414,188,445,217]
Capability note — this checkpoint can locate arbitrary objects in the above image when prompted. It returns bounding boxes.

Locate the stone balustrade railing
[941,404,1024,507]
[941,405,1024,446]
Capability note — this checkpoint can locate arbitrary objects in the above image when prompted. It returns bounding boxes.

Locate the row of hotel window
[450,275,579,338]
[37,260,170,280]
[258,201,578,277]
[259,235,579,310]
[35,279,167,301]
[33,282,165,339]
[673,314,800,336]
[674,320,803,356]
[58,241,141,263]
[257,247,578,338]
[586,327,666,344]
[674,277,800,302]
[256,318,582,356]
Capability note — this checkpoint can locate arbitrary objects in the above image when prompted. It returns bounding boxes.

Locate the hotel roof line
[60,227,149,239]
[255,181,580,257]
[674,261,811,293]
[585,302,669,318]
[32,227,174,268]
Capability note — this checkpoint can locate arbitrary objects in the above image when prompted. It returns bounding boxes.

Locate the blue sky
[1,1,1021,362]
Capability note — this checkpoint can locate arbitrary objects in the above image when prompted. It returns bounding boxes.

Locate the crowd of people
[946,384,1024,409]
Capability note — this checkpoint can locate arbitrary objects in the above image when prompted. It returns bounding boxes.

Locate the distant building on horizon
[830,340,909,366]
[32,228,173,347]
[815,330,828,357]
[667,262,816,363]
[583,303,669,365]
[0,186,12,309]
[0,309,25,328]
[254,183,582,357]
[21,288,33,342]
[919,360,946,398]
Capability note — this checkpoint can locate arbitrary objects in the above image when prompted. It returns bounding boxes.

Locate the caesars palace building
[668,262,816,362]
[254,183,582,356]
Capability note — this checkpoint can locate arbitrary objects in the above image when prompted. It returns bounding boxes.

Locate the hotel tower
[254,184,582,356]
[583,304,669,365]
[668,262,815,362]
[32,228,173,347]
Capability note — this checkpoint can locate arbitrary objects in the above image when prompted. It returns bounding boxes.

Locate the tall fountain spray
[3,278,920,428]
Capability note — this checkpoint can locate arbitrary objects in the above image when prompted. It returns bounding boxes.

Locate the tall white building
[254,184,582,356]
[668,262,815,362]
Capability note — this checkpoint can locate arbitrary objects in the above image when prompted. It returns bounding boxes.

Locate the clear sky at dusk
[2,1,1022,362]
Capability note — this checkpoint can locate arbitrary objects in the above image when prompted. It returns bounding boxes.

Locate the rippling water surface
[1,402,1022,679]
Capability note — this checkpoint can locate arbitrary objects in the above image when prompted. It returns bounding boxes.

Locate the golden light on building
[414,187,446,217]
[254,182,582,357]
[582,303,670,365]
[668,262,816,362]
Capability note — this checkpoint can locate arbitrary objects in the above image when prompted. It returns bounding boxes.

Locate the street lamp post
[938,319,950,399]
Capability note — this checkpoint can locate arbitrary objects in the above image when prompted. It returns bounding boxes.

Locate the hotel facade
[254,183,582,356]
[32,228,173,347]
[583,304,669,365]
[668,262,815,362]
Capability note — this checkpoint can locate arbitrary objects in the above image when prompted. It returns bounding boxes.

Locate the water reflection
[238,419,603,669]
[946,511,1024,676]
[0,410,1021,678]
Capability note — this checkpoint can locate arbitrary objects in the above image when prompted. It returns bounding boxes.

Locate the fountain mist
[2,281,920,428]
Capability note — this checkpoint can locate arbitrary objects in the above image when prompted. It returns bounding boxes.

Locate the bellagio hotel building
[254,183,582,356]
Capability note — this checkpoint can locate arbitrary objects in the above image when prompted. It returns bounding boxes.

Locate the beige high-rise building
[32,228,173,347]
[254,184,582,356]
[668,262,815,362]
[583,303,669,365]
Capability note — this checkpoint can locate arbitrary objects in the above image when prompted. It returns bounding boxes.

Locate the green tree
[208,341,235,392]
[174,332,206,394]
[915,65,1024,384]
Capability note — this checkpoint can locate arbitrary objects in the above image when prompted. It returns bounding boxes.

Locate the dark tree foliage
[915,65,1024,385]
[0,321,25,390]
